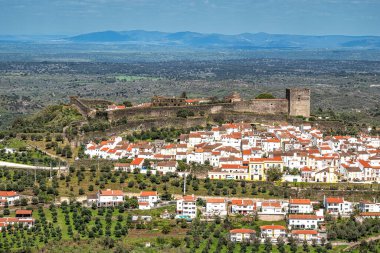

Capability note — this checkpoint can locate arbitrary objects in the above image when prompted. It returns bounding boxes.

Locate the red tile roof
[15,210,33,215]
[291,230,318,235]
[140,191,158,197]
[260,225,286,230]
[326,197,344,204]
[230,228,256,234]
[289,199,311,205]
[99,189,124,196]
[131,158,144,166]
[0,191,18,197]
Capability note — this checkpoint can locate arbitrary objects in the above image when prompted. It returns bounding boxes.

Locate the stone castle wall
[108,99,289,122]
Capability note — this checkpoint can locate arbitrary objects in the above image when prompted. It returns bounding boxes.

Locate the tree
[264,237,272,253]
[256,93,275,99]
[122,101,133,107]
[288,236,297,253]
[266,168,283,182]
[277,237,285,253]
[303,239,309,252]
[162,225,170,234]
[180,92,187,99]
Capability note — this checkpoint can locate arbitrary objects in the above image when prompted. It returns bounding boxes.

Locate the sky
[0,0,379,36]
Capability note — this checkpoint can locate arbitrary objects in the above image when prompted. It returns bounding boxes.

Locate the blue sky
[0,0,379,36]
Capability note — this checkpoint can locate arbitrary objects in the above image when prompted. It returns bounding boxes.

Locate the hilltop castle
[70,88,311,124]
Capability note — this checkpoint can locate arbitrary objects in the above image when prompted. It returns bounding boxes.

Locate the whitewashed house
[176,195,197,219]
[230,199,255,215]
[138,191,159,210]
[96,189,124,207]
[0,191,20,206]
[229,228,256,242]
[324,197,353,215]
[206,198,227,216]
[288,214,319,229]
[288,199,313,214]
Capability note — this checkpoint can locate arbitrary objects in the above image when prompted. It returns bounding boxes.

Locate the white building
[288,214,319,229]
[96,189,124,207]
[324,197,353,215]
[259,201,284,215]
[260,225,287,242]
[0,191,20,206]
[230,199,255,215]
[358,201,380,213]
[229,228,256,242]
[156,160,178,174]
[206,198,227,216]
[288,199,313,214]
[176,195,197,219]
[291,230,321,243]
[138,191,159,210]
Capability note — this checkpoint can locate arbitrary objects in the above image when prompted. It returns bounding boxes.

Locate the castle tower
[286,88,310,118]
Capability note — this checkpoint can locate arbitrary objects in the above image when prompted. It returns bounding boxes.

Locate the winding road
[0,161,67,170]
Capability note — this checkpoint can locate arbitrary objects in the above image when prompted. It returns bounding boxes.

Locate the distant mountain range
[1,30,380,50]
[65,30,380,49]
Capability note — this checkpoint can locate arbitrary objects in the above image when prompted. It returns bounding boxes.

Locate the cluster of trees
[124,126,204,142]
[327,216,380,242]
[177,109,195,118]
[0,148,61,167]
[11,105,82,133]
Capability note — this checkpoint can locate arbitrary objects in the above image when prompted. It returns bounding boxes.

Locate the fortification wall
[108,100,289,122]
[79,98,113,108]
[232,99,288,115]
[69,96,93,116]
[108,103,236,122]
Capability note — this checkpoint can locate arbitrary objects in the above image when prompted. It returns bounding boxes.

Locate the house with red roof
[323,197,353,215]
[288,199,313,214]
[0,191,19,206]
[176,195,197,218]
[260,225,287,242]
[259,201,285,215]
[229,228,256,242]
[288,214,319,229]
[230,199,255,215]
[138,191,159,210]
[291,230,322,243]
[130,157,145,171]
[206,198,227,216]
[96,189,124,207]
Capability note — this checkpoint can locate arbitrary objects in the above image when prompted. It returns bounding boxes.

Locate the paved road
[0,161,67,170]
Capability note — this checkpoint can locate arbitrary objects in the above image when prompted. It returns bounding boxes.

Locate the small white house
[156,160,178,174]
[230,199,255,215]
[358,201,380,213]
[288,199,313,214]
[206,198,227,216]
[288,214,319,229]
[260,225,287,242]
[260,201,284,215]
[138,191,159,210]
[229,228,256,242]
[0,191,20,206]
[97,189,124,207]
[291,230,321,243]
[324,197,353,215]
[176,195,197,219]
